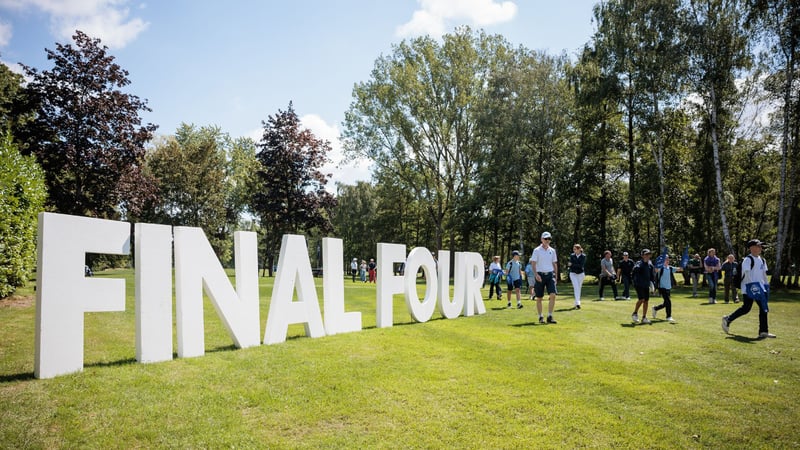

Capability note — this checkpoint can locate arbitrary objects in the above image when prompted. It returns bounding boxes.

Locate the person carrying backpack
[721,239,775,338]
[652,255,681,323]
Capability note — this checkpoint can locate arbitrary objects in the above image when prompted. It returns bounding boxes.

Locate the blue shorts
[507,278,522,290]
[534,272,556,297]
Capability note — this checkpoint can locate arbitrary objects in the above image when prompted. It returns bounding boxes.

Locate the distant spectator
[687,253,703,297]
[368,258,377,283]
[505,251,523,309]
[359,260,367,282]
[617,251,634,300]
[704,248,721,304]
[598,250,619,301]
[351,258,358,282]
[720,254,740,304]
[568,244,586,309]
[487,256,503,300]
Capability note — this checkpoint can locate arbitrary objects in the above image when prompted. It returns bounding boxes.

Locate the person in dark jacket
[617,252,634,300]
[631,249,656,324]
[568,244,586,309]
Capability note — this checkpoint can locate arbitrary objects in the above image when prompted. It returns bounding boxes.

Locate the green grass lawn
[1,270,798,449]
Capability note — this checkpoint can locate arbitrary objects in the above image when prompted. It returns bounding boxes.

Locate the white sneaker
[599,297,605,301]
[721,316,730,334]
[625,297,631,300]
[641,317,651,324]
[666,317,675,323]
[651,306,657,319]
[631,313,639,323]
[759,332,776,339]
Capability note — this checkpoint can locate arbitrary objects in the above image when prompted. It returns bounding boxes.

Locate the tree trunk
[627,97,640,249]
[709,85,735,257]
[652,94,666,249]
[773,49,795,287]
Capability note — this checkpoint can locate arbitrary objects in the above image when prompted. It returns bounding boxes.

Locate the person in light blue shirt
[652,255,681,322]
[524,261,536,300]
[505,251,524,309]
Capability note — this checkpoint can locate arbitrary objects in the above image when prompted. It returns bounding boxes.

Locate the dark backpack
[733,255,756,285]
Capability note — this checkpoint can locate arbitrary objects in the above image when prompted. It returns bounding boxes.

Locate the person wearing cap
[487,255,503,300]
[568,244,586,309]
[722,239,775,338]
[505,251,524,309]
[598,250,620,301]
[530,231,559,324]
[351,258,359,283]
[618,251,634,300]
[360,259,368,282]
[631,249,657,324]
[652,254,681,323]
[368,258,377,283]
[704,248,722,303]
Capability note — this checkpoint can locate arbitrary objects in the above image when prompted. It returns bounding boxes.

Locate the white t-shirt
[740,254,768,292]
[530,245,558,273]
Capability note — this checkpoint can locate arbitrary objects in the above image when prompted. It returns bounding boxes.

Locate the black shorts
[635,286,650,301]
[507,278,522,290]
[534,272,556,297]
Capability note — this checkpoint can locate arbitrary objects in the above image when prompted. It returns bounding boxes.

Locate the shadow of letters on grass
[34,212,487,379]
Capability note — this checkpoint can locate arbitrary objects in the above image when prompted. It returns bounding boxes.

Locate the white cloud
[0,19,11,46]
[0,0,148,48]
[396,0,517,38]
[300,114,373,191]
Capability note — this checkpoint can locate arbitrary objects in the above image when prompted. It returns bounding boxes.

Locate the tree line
[1,0,798,298]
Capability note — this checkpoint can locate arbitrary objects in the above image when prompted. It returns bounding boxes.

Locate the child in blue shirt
[652,255,681,322]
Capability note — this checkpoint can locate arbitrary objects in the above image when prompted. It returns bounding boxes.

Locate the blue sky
[0,0,599,186]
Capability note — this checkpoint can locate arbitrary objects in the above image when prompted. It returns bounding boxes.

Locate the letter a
[264,235,326,344]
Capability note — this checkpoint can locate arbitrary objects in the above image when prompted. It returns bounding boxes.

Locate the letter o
[403,247,438,322]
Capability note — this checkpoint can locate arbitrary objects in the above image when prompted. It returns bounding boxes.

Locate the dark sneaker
[547,316,557,324]
[517,303,523,309]
[575,304,581,310]
[539,316,545,324]
[507,302,511,308]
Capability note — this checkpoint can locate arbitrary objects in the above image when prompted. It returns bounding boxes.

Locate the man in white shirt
[530,231,559,324]
[721,239,775,338]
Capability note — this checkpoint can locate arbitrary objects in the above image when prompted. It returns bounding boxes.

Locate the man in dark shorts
[530,231,559,324]
[631,249,656,324]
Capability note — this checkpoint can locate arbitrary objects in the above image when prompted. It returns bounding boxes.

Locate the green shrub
[0,132,46,297]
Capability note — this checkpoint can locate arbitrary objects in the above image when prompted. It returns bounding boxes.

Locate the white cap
[541,231,552,239]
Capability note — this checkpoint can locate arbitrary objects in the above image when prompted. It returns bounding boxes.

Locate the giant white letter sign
[403,247,437,322]
[35,213,130,379]
[436,250,464,319]
[322,237,361,335]
[264,234,326,344]
[376,243,406,328]
[462,252,487,316]
[135,223,173,363]
[174,227,260,357]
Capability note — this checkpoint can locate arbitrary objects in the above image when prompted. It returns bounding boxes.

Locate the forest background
[1,0,799,297]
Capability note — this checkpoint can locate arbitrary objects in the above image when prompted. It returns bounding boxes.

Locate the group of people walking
[486,235,775,338]
[488,232,559,323]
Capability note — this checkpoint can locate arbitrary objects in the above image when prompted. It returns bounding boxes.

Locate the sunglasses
[543,237,551,240]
